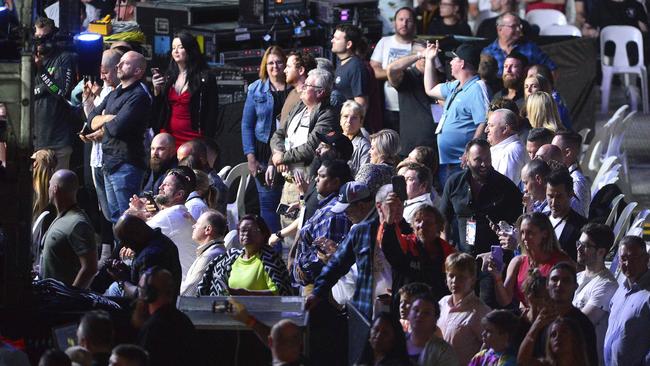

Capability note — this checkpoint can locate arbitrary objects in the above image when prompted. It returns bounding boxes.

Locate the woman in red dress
[152,32,217,150]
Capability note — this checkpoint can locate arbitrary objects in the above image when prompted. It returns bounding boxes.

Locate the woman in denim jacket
[241,46,289,234]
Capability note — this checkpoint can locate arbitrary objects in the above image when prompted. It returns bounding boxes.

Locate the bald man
[141,133,177,196]
[534,143,563,166]
[269,320,304,365]
[106,214,181,298]
[41,170,97,288]
[177,140,228,214]
[87,51,152,224]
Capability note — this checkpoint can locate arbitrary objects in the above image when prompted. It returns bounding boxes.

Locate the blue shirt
[313,211,380,321]
[604,269,650,366]
[482,40,557,77]
[293,193,352,286]
[437,75,489,164]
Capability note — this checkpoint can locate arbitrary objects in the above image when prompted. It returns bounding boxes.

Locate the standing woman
[152,32,218,149]
[241,46,289,234]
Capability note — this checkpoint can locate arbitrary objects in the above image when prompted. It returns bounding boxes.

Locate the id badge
[466,219,476,246]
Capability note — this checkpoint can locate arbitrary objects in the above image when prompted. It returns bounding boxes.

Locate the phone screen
[491,245,504,272]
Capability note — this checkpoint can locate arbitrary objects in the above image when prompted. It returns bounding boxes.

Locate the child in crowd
[406,292,458,366]
[469,310,519,366]
[398,282,432,332]
[437,253,491,366]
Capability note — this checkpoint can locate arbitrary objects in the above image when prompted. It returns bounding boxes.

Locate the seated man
[481,12,557,79]
[177,139,228,215]
[180,210,228,296]
[109,344,149,366]
[128,167,196,278]
[141,132,177,196]
[106,214,182,298]
[133,267,196,366]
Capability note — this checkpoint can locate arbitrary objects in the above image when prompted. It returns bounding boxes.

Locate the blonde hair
[32,149,57,220]
[341,100,366,120]
[369,129,401,166]
[526,91,563,132]
[445,252,477,277]
[193,169,218,209]
[259,46,286,81]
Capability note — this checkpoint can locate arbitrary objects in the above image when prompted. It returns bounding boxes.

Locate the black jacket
[546,209,587,262]
[152,69,219,137]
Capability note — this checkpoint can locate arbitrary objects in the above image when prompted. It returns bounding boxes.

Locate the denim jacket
[241,79,274,156]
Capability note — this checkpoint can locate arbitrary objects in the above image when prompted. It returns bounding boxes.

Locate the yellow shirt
[228,253,278,294]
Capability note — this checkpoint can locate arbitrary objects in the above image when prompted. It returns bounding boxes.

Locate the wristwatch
[275,230,284,239]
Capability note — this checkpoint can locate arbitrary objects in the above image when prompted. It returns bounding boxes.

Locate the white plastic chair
[224,162,250,228]
[591,156,620,197]
[525,9,567,32]
[605,111,636,158]
[613,201,638,247]
[540,24,581,37]
[604,193,626,228]
[217,165,231,180]
[600,26,649,114]
[626,208,650,237]
[591,164,621,197]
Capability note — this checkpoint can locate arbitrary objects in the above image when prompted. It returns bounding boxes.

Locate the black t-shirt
[138,304,197,366]
[427,17,472,36]
[394,67,437,156]
[334,56,369,100]
[587,0,648,29]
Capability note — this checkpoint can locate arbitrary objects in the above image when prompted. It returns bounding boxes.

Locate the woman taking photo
[198,215,293,296]
[152,32,217,149]
[241,46,289,234]
[486,212,572,308]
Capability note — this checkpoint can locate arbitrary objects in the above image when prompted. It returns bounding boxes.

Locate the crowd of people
[5,0,649,365]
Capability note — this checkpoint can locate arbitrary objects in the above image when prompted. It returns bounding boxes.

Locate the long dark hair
[165,31,207,96]
[357,312,410,365]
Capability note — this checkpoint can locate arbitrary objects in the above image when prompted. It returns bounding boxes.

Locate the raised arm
[424,41,444,99]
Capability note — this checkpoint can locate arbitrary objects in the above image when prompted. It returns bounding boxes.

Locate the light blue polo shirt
[437,75,489,164]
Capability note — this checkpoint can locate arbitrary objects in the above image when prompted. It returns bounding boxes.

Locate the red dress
[515,250,567,305]
[161,88,201,150]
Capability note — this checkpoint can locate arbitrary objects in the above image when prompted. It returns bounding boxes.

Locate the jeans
[104,163,144,224]
[255,177,282,234]
[92,166,111,222]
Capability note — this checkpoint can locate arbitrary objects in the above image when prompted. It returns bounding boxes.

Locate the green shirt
[41,207,96,286]
[228,253,278,294]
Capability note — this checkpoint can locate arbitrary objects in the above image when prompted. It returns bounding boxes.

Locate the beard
[502,74,522,90]
[150,156,164,173]
[154,193,172,207]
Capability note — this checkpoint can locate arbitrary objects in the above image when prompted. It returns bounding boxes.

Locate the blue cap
[330,181,372,214]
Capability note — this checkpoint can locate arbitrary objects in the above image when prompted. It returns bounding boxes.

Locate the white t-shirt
[147,204,196,280]
[490,134,527,186]
[371,35,413,111]
[286,108,311,151]
[573,269,619,366]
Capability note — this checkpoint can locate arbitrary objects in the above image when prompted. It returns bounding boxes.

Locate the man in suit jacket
[545,168,586,261]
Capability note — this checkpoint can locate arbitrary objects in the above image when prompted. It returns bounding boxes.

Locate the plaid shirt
[293,193,352,286]
[482,39,557,77]
[313,210,379,321]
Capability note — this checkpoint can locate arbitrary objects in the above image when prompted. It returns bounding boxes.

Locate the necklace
[338,54,352,63]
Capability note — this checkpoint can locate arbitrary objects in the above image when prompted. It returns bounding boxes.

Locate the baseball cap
[330,181,372,214]
[316,131,354,161]
[445,43,481,69]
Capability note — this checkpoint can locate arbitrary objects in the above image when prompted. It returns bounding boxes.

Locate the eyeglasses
[499,23,522,29]
[304,83,323,90]
[576,240,598,250]
[266,61,284,66]
[239,228,261,234]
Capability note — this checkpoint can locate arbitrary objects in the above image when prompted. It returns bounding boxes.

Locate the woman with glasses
[484,212,573,308]
[427,0,472,36]
[198,215,293,296]
[241,46,289,234]
[152,32,217,150]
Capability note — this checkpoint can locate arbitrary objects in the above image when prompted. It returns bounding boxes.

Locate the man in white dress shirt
[398,162,435,224]
[486,108,526,185]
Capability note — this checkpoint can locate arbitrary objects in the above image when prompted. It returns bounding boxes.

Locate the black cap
[316,130,354,161]
[445,43,481,69]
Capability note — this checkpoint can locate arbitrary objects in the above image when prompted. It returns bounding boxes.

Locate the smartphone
[79,123,93,136]
[276,203,291,216]
[143,192,159,212]
[491,245,504,272]
[151,67,160,75]
[391,175,408,201]
[498,221,514,236]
